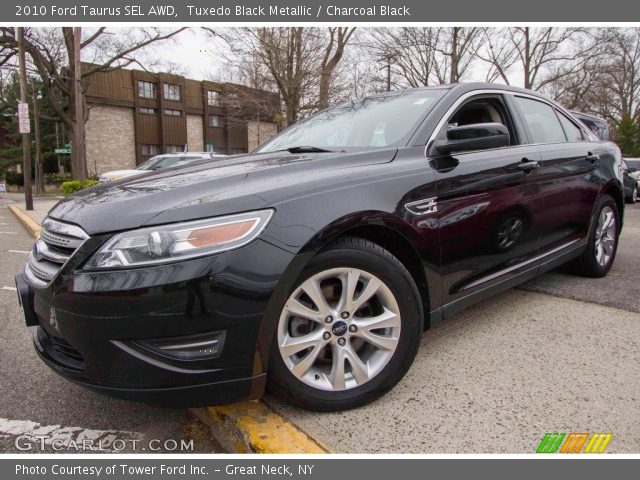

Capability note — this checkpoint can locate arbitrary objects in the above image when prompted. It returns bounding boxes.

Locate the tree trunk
[450,27,459,84]
[523,27,532,90]
[318,70,331,110]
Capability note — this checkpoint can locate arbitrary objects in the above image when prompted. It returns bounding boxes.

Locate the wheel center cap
[331,321,348,337]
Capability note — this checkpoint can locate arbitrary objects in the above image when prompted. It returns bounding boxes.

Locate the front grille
[36,327,84,370]
[24,217,88,287]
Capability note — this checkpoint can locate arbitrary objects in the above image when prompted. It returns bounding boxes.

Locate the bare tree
[599,28,640,120]
[432,27,480,84]
[364,27,478,89]
[0,27,186,180]
[317,27,356,109]
[478,27,593,90]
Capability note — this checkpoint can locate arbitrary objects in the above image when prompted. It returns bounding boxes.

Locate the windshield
[137,155,204,171]
[255,89,446,153]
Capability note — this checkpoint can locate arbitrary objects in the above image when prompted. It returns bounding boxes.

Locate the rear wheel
[571,194,619,278]
[267,237,422,411]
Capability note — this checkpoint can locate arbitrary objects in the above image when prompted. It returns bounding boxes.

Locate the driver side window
[447,97,516,146]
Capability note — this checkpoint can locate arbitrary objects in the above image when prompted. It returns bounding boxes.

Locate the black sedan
[16,83,624,411]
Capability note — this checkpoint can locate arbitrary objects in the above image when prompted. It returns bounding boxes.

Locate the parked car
[623,160,638,203]
[625,158,640,182]
[570,111,610,141]
[98,152,225,183]
[16,83,624,412]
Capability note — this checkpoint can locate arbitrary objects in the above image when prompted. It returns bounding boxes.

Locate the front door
[429,94,546,306]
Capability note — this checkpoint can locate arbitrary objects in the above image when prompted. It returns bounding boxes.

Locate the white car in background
[99,152,226,183]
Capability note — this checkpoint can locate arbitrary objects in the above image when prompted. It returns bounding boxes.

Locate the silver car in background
[99,152,226,183]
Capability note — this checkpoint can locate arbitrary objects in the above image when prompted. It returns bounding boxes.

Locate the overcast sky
[113,27,501,86]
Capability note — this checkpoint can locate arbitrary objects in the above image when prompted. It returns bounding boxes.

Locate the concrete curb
[7,204,40,239]
[6,204,330,454]
[190,401,331,454]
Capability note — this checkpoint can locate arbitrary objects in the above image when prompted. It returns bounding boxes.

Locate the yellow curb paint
[7,204,40,239]
[192,401,331,454]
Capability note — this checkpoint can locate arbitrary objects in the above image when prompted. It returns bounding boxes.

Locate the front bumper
[16,238,295,406]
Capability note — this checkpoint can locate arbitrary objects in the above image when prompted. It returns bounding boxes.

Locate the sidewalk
[3,193,61,225]
[4,193,62,239]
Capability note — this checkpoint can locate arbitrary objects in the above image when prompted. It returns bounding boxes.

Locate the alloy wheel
[277,268,401,392]
[595,206,616,267]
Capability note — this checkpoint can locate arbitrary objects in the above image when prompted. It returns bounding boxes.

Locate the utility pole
[32,79,44,194]
[72,27,87,180]
[17,27,33,211]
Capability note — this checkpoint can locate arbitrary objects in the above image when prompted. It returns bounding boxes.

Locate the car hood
[48,149,398,235]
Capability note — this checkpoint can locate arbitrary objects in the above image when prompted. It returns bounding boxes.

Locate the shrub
[62,179,98,196]
[4,171,23,186]
[45,172,72,186]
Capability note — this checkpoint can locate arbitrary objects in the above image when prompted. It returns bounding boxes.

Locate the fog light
[137,331,226,360]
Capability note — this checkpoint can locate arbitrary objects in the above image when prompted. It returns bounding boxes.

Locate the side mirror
[433,123,510,155]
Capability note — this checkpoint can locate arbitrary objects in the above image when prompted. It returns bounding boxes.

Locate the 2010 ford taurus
[16,83,624,411]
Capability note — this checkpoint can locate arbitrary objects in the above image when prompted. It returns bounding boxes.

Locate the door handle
[517,158,540,171]
[586,152,600,163]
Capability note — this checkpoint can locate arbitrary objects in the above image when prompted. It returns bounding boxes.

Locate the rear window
[515,97,566,144]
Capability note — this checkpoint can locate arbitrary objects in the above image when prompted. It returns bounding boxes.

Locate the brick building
[83,65,280,175]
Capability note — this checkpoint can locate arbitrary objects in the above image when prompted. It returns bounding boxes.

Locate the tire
[626,186,638,204]
[267,236,423,411]
[571,194,620,278]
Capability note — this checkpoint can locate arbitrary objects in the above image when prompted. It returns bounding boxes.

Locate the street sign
[55,148,71,154]
[17,102,30,133]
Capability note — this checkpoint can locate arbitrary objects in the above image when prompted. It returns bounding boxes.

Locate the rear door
[429,93,546,305]
[512,96,600,253]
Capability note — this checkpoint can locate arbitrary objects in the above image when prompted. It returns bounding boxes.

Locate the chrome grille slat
[24,217,89,287]
[40,228,84,250]
[34,239,70,264]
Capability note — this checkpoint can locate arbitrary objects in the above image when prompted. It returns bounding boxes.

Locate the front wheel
[627,186,638,204]
[571,194,619,278]
[267,237,422,411]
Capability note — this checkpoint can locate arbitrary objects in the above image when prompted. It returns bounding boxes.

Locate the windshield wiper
[285,146,335,153]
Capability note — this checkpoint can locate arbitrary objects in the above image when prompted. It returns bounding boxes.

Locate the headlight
[84,209,273,270]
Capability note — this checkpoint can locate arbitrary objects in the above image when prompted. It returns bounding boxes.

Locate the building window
[165,145,184,153]
[141,144,159,156]
[139,107,157,115]
[138,81,156,99]
[164,109,182,117]
[209,115,224,127]
[226,93,241,108]
[163,83,181,101]
[207,90,221,106]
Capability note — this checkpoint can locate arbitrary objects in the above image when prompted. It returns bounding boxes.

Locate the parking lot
[1,194,638,453]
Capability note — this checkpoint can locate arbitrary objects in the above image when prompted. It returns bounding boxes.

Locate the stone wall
[247,121,278,151]
[186,114,204,152]
[85,105,136,175]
